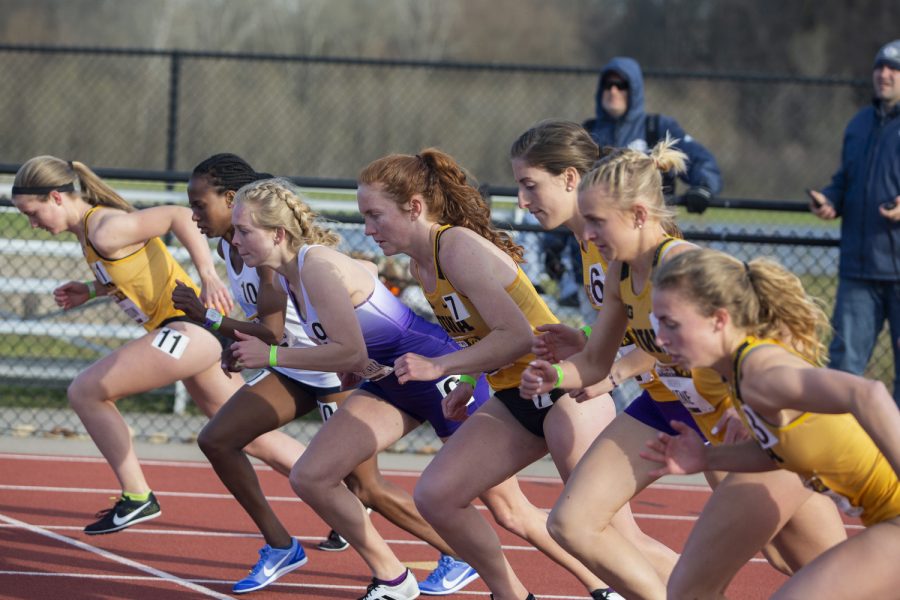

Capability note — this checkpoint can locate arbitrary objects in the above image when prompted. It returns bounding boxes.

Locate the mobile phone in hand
[806,189,825,208]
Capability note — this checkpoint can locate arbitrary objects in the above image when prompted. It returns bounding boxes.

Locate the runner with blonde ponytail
[645,248,900,599]
[521,140,846,599]
[10,155,295,537]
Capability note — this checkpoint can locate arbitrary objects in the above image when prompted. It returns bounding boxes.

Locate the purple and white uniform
[223,240,341,418]
[281,245,489,437]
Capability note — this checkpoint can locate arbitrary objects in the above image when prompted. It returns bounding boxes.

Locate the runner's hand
[230,330,270,370]
[520,360,558,398]
[640,420,709,478]
[394,352,444,384]
[532,323,586,362]
[53,280,91,310]
[172,279,205,322]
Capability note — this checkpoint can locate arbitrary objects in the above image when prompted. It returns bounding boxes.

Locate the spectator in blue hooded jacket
[584,56,723,213]
[809,39,900,406]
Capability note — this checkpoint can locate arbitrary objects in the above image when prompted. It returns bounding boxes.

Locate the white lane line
[0,512,234,599]
[0,483,691,518]
[0,483,865,532]
[0,571,595,598]
[0,452,712,490]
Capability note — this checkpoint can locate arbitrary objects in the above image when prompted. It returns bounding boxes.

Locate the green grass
[675,206,840,230]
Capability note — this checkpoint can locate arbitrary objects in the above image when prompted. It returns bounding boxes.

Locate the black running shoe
[84,493,161,535]
[316,529,349,552]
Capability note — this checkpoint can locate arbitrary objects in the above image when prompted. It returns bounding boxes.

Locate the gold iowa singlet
[732,337,900,526]
[81,206,199,331]
[619,237,733,443]
[418,225,558,391]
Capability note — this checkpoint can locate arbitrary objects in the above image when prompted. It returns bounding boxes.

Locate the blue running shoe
[232,538,307,594]
[418,554,479,595]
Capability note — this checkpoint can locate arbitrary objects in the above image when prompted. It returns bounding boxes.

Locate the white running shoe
[358,569,420,600]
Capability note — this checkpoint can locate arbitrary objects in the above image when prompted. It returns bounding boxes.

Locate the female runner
[644,248,900,599]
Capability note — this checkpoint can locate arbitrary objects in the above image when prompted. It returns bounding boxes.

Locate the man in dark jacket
[585,56,723,212]
[809,39,900,405]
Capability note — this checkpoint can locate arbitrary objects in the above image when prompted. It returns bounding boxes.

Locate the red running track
[0,452,859,599]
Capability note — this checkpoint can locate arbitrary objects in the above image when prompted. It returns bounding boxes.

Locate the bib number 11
[152,327,190,360]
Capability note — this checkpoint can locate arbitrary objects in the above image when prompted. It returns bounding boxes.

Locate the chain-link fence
[1,186,891,449]
[0,45,871,201]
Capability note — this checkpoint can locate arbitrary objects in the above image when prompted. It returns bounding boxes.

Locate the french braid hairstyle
[192,153,273,195]
[653,248,830,366]
[234,178,340,252]
[359,148,524,263]
[13,155,135,212]
[580,137,687,226]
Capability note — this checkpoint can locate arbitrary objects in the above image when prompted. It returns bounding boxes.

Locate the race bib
[442,292,471,322]
[532,392,553,410]
[151,327,190,359]
[586,262,606,307]
[435,375,460,397]
[740,403,779,450]
[318,400,338,423]
[655,366,714,414]
[116,296,150,325]
[245,370,270,387]
[356,359,394,382]
[90,261,113,286]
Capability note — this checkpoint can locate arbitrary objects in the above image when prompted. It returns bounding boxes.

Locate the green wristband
[269,345,278,368]
[458,374,478,387]
[580,325,592,338]
[552,363,564,389]
[84,280,96,300]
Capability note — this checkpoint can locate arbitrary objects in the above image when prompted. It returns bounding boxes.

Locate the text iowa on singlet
[436,314,476,335]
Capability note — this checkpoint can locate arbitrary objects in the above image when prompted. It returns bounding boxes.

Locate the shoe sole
[418,571,480,596]
[232,554,308,594]
[316,542,350,552]
[84,510,162,535]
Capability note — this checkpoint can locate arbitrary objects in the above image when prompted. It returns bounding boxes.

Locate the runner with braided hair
[227,177,490,600]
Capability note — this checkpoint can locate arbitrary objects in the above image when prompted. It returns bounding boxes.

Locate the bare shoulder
[738,344,809,406]
[86,206,129,241]
[303,245,346,272]
[354,258,380,277]
[303,246,371,294]
[438,226,517,280]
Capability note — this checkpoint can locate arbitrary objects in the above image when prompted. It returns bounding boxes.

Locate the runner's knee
[546,504,600,551]
[413,475,452,521]
[67,375,105,410]
[197,420,233,458]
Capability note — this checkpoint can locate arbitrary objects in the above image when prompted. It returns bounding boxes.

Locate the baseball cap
[874,40,900,70]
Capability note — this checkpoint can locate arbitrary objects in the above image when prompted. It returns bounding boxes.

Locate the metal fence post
[166,51,181,184]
